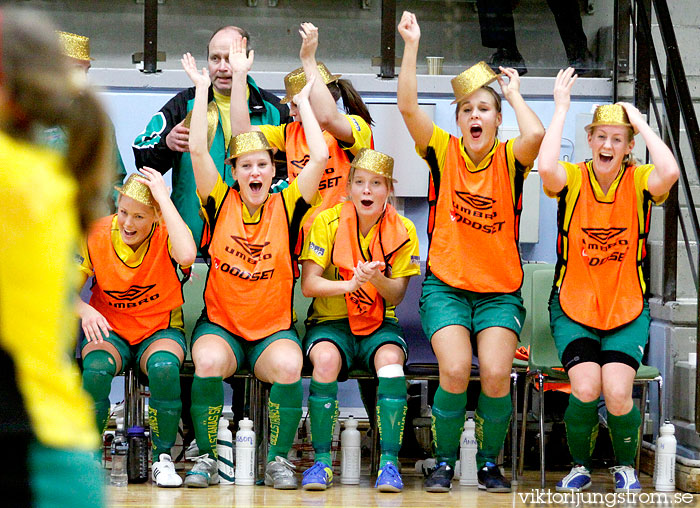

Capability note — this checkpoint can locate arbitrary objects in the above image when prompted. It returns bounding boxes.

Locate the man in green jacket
[133,26,290,247]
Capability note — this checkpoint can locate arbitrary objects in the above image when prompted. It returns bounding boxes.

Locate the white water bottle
[654,421,677,491]
[217,417,235,485]
[459,418,478,486]
[340,416,361,484]
[235,417,256,485]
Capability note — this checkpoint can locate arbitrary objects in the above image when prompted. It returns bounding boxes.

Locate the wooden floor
[107,470,698,507]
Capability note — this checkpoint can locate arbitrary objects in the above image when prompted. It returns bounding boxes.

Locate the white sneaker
[185,439,200,459]
[611,465,641,493]
[152,454,183,488]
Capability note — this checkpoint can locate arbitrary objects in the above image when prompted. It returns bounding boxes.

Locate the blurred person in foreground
[0,7,111,508]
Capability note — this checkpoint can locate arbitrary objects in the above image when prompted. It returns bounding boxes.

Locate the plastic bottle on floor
[459,418,478,486]
[217,417,235,484]
[110,431,128,487]
[235,417,256,485]
[340,416,361,485]
[654,421,676,492]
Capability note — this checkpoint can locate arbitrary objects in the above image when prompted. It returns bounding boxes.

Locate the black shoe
[488,47,528,76]
[477,462,511,493]
[423,462,454,493]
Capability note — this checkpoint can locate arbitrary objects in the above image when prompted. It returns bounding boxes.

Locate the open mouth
[122,230,137,240]
[599,154,614,164]
[249,182,263,193]
[360,199,374,207]
[470,125,483,139]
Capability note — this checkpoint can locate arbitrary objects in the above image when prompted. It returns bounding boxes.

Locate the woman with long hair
[538,68,679,493]
[0,7,112,507]
[397,10,545,493]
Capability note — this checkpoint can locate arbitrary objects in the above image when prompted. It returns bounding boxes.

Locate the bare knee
[193,352,229,378]
[572,382,602,403]
[269,354,303,384]
[374,346,405,371]
[310,344,342,382]
[479,364,512,397]
[439,360,471,392]
[603,384,633,415]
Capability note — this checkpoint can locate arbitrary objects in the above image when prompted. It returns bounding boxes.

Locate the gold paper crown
[451,61,500,104]
[56,31,92,62]
[225,131,272,163]
[280,62,342,104]
[350,148,394,181]
[115,174,155,208]
[585,104,636,134]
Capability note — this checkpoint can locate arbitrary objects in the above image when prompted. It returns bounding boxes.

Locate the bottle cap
[464,418,475,429]
[239,417,254,430]
[344,418,358,429]
[660,422,675,434]
[219,417,229,428]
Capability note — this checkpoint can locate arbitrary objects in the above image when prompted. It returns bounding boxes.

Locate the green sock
[81,350,117,434]
[190,375,223,459]
[267,380,303,463]
[607,405,641,466]
[431,386,467,468]
[308,379,338,467]
[377,376,407,468]
[147,351,182,458]
[564,395,600,470]
[475,392,512,470]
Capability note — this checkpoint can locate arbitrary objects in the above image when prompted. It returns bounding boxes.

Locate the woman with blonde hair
[299,148,420,492]
[0,7,111,507]
[397,10,545,493]
[538,67,679,493]
[182,51,327,489]
[78,168,196,488]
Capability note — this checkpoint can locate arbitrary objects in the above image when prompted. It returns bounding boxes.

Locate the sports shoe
[423,461,454,492]
[611,465,642,493]
[183,454,219,488]
[375,461,403,492]
[556,465,591,492]
[302,461,333,490]
[152,454,183,488]
[265,456,298,490]
[477,462,511,493]
[184,439,200,459]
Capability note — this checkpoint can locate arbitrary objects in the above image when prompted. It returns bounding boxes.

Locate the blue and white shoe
[556,465,591,492]
[375,462,403,492]
[611,465,642,493]
[302,461,333,491]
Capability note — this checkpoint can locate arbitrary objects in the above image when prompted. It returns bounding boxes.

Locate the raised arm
[181,53,218,199]
[397,11,434,152]
[538,68,576,194]
[497,66,545,167]
[298,23,353,143]
[137,166,196,267]
[619,102,680,196]
[292,76,329,203]
[229,37,261,137]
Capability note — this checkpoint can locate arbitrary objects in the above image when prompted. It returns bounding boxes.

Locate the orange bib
[428,138,523,292]
[332,202,410,336]
[559,163,644,330]
[205,190,294,341]
[88,216,184,345]
[285,122,373,235]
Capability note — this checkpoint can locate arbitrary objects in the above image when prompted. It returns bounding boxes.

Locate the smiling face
[207,28,243,95]
[349,167,391,227]
[232,150,274,213]
[456,87,502,159]
[116,195,157,250]
[587,125,634,178]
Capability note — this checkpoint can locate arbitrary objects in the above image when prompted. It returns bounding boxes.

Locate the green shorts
[303,318,408,381]
[549,292,650,368]
[419,273,525,341]
[80,327,186,375]
[191,312,302,372]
